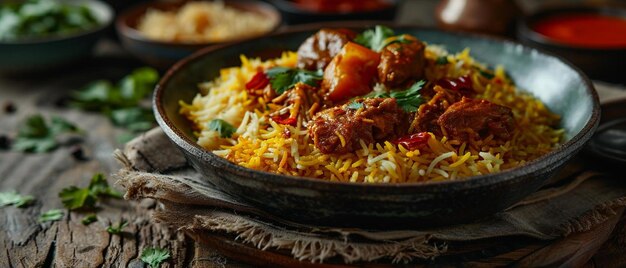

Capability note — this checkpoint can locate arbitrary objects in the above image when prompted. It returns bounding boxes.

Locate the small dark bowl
[116,0,282,69]
[269,0,399,25]
[155,23,600,228]
[0,0,113,74]
[517,6,626,83]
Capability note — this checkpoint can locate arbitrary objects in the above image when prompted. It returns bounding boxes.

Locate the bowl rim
[268,0,399,15]
[154,21,600,191]
[0,0,114,45]
[115,0,282,48]
[517,5,626,51]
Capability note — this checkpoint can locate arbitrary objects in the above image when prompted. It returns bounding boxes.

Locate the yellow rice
[180,46,563,183]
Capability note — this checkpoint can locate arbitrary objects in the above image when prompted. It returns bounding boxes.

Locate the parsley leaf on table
[364,80,425,112]
[106,220,128,235]
[81,214,97,225]
[59,173,122,210]
[207,119,236,138]
[12,114,81,153]
[354,25,411,52]
[141,247,171,268]
[0,190,34,208]
[265,67,323,95]
[72,67,159,136]
[39,209,64,223]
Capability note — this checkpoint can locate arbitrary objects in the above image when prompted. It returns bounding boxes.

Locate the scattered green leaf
[72,67,159,137]
[436,56,449,65]
[354,25,411,52]
[141,247,171,268]
[346,101,364,110]
[479,69,495,79]
[364,80,425,112]
[207,119,236,138]
[265,67,323,95]
[0,190,34,208]
[106,220,128,235]
[39,209,64,223]
[59,173,122,210]
[13,114,81,153]
[81,214,97,225]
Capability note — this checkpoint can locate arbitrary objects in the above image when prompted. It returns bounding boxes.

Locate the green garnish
[346,101,364,110]
[106,220,128,235]
[72,67,159,135]
[207,119,236,138]
[354,25,411,52]
[39,209,64,223]
[364,80,425,112]
[479,69,495,79]
[265,67,323,95]
[12,114,81,153]
[81,214,97,225]
[141,247,171,268]
[59,173,122,210]
[0,0,99,41]
[0,190,34,208]
[436,56,449,65]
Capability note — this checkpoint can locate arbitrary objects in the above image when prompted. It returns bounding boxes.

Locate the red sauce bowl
[517,6,626,83]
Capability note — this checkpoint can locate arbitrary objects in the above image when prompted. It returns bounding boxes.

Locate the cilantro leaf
[13,114,81,153]
[363,81,425,112]
[436,56,449,65]
[265,67,323,95]
[355,25,395,52]
[110,107,154,132]
[106,220,128,235]
[479,69,495,79]
[59,173,122,210]
[39,209,64,223]
[346,101,364,110]
[0,190,34,208]
[141,247,171,268]
[81,214,97,225]
[207,119,236,138]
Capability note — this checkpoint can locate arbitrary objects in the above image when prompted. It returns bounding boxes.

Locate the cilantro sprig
[354,25,411,52]
[141,247,171,268]
[0,190,34,208]
[265,67,323,95]
[12,114,81,153]
[81,214,97,225]
[346,101,364,110]
[106,220,128,235]
[39,209,64,223]
[365,80,425,112]
[59,173,122,210]
[72,67,159,136]
[207,119,236,138]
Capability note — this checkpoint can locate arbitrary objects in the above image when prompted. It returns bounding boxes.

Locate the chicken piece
[269,83,323,125]
[410,85,463,135]
[438,97,515,141]
[296,28,357,71]
[377,35,426,88]
[309,98,408,154]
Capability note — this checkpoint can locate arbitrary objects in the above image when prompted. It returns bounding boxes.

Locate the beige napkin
[115,128,626,264]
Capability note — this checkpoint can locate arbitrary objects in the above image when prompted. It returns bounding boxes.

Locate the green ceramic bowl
[0,0,113,74]
[155,23,600,228]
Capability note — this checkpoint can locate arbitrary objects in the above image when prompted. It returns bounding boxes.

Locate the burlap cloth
[114,126,626,264]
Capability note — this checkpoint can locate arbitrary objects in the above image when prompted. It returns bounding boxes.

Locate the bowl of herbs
[0,0,113,73]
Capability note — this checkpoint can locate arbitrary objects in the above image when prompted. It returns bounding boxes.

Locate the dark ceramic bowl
[155,23,600,228]
[269,0,399,25]
[116,0,282,69]
[517,6,626,83]
[0,0,113,74]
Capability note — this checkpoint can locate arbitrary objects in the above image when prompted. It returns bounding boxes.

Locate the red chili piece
[271,113,297,126]
[392,132,430,150]
[245,71,269,91]
[437,75,473,92]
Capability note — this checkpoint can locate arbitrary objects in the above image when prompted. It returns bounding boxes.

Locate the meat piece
[296,28,357,71]
[377,35,426,88]
[309,98,408,154]
[438,97,515,141]
[410,85,463,135]
[269,82,324,124]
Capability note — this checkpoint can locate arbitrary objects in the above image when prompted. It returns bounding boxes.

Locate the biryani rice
[180,46,563,183]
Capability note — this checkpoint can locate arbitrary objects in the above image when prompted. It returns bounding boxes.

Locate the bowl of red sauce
[517,6,626,83]
[269,0,400,24]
